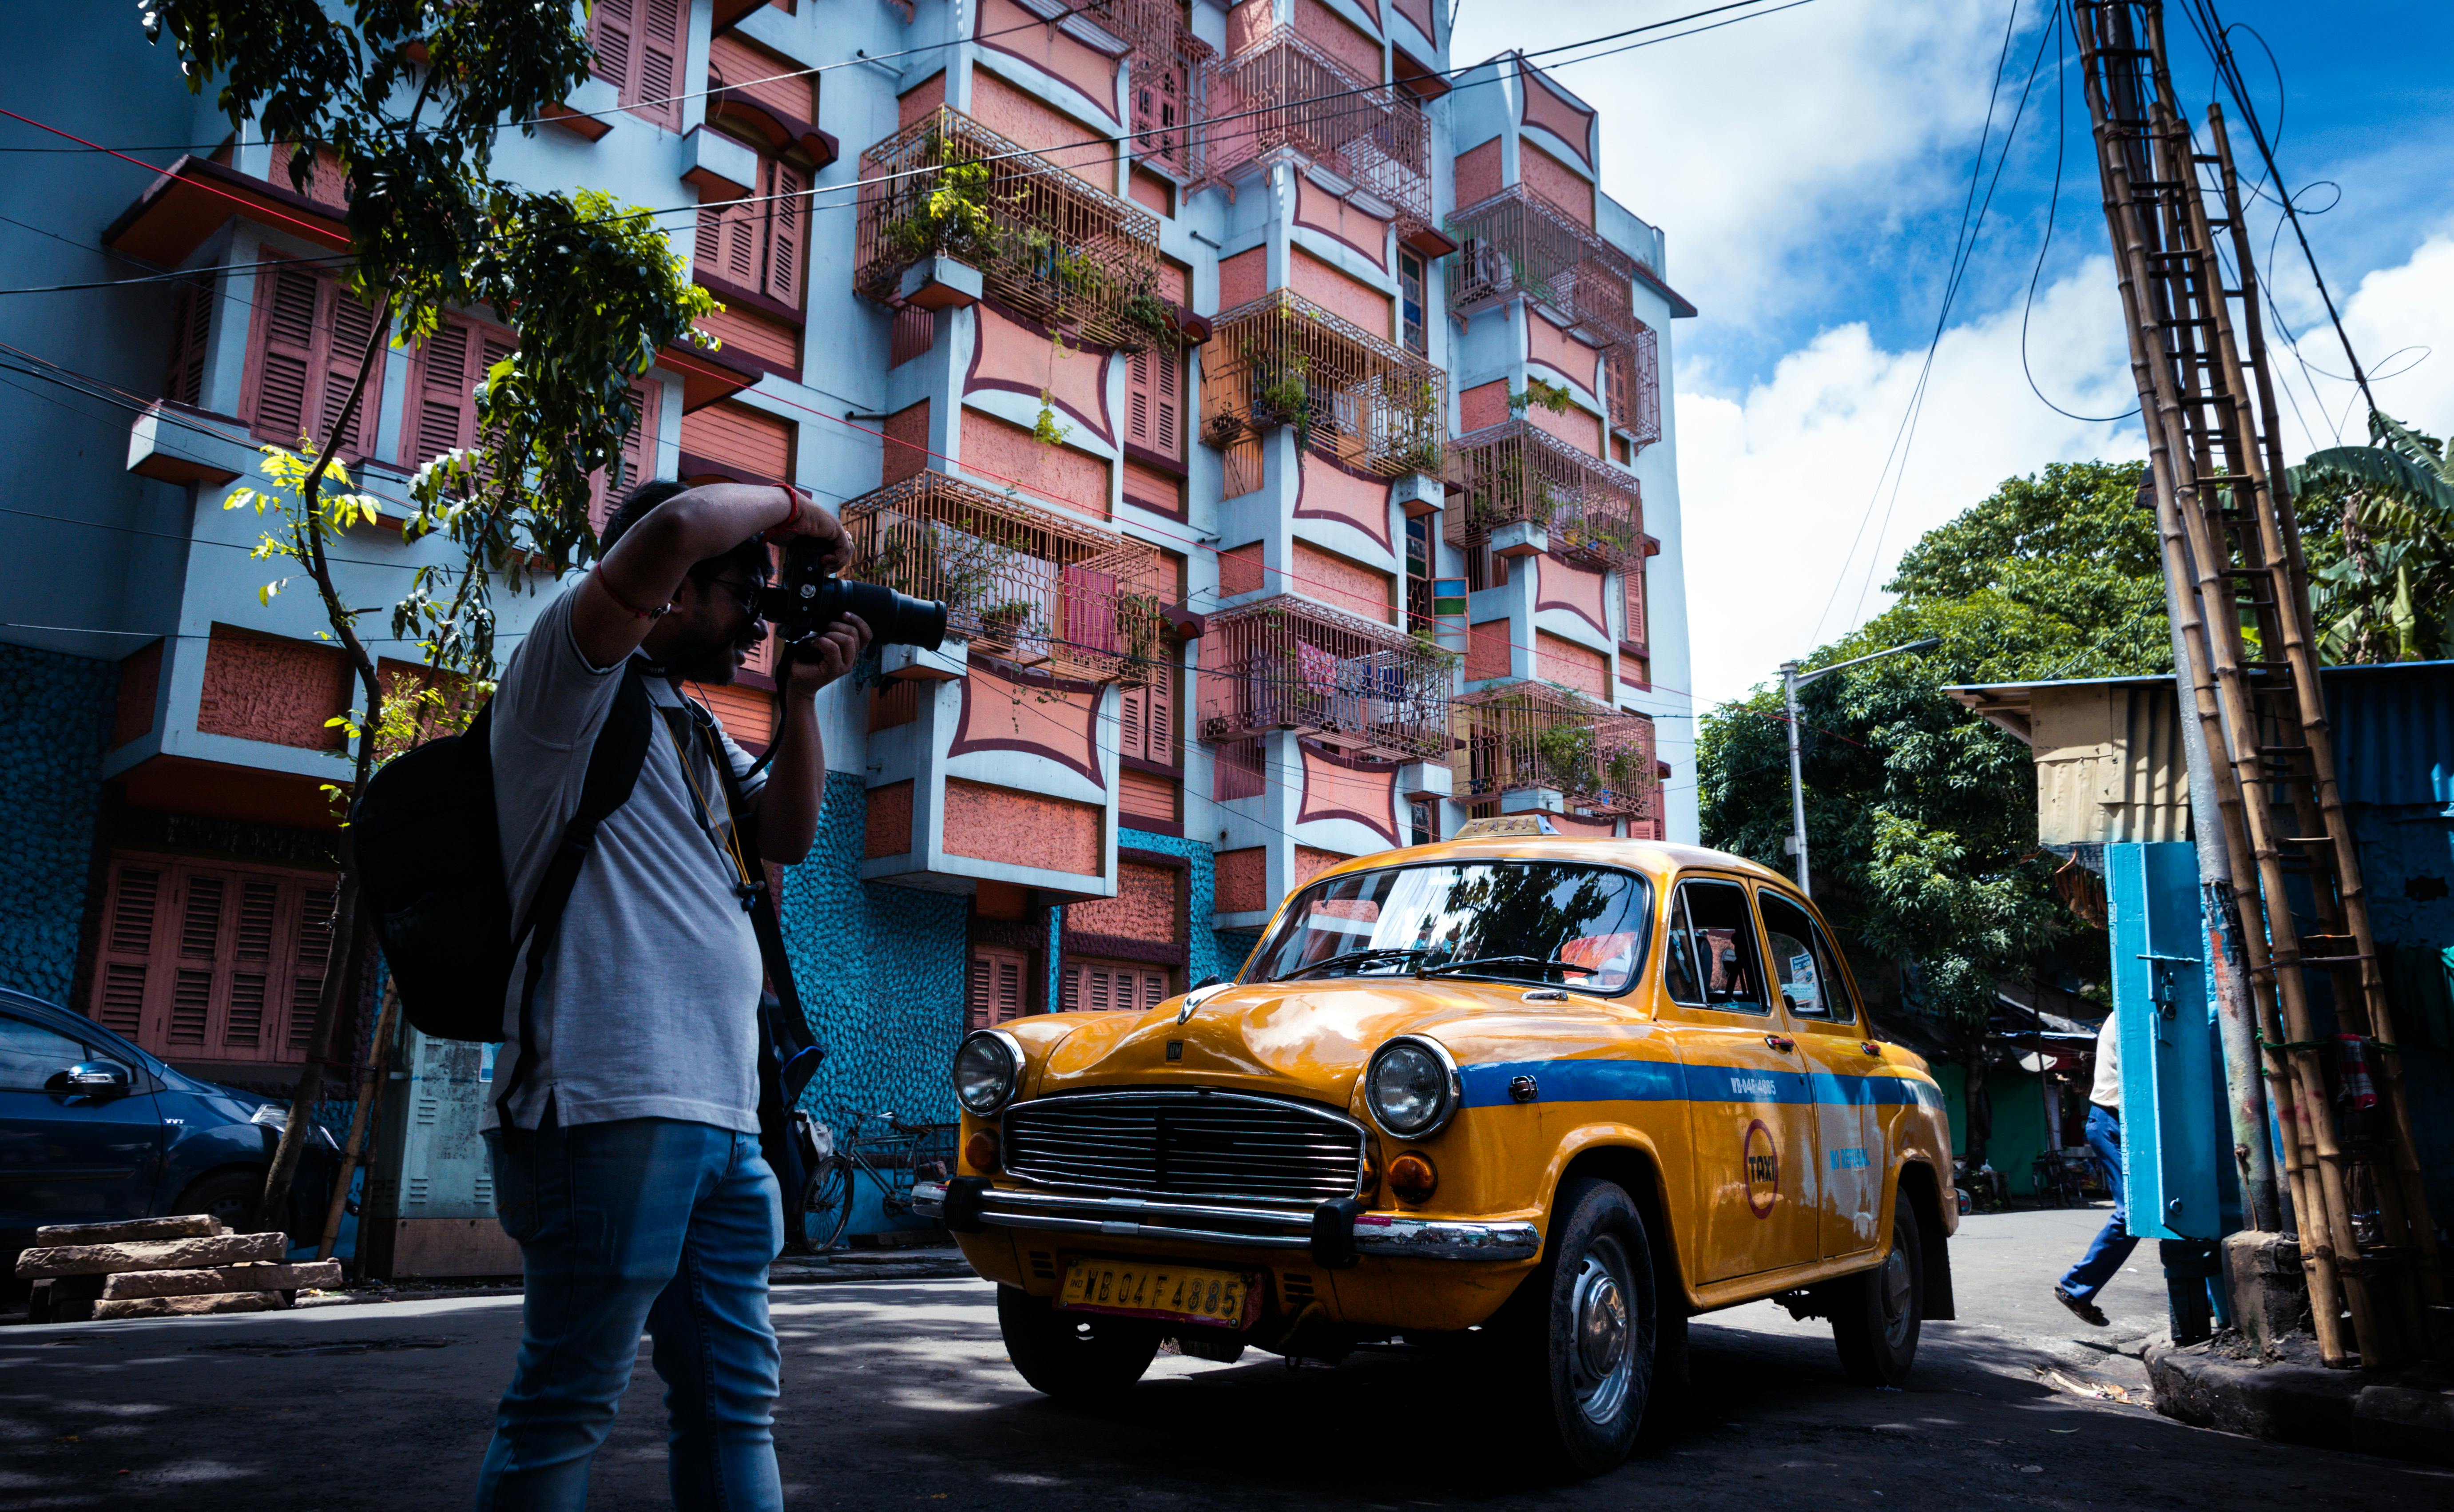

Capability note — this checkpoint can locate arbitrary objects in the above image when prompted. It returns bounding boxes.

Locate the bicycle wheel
[805,1154,855,1251]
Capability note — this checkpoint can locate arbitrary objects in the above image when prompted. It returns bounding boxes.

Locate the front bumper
[912,1179,1541,1263]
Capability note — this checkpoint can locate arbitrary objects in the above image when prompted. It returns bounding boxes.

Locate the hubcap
[1567,1234,1636,1425]
[1878,1243,1914,1347]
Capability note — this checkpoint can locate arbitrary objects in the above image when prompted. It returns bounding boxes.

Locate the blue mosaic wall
[776,771,969,1134]
[0,643,115,1003]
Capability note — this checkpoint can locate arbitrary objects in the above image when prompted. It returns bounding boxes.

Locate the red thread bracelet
[593,565,670,620]
[762,487,805,543]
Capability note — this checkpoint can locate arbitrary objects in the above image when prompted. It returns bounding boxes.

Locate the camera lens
[760,538,948,651]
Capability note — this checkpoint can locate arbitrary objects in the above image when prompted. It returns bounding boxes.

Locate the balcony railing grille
[844,470,1165,685]
[854,107,1165,350]
[1445,419,1642,568]
[1198,26,1432,238]
[1095,0,1215,180]
[1446,186,1641,350]
[1199,594,1454,761]
[1453,683,1656,820]
[1604,325,1661,452]
[1199,289,1446,477]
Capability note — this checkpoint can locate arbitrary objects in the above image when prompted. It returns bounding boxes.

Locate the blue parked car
[0,985,338,1271]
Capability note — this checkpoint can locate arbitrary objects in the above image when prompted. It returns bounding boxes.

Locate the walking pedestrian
[2054,1013,2131,1325]
[473,479,870,1511]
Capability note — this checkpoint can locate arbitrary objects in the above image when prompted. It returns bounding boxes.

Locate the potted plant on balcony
[978,598,1038,648]
[1119,290,1175,354]
[1537,722,1598,793]
[1254,355,1313,448]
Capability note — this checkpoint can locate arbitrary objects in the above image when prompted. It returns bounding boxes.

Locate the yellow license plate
[1056,1259,1256,1330]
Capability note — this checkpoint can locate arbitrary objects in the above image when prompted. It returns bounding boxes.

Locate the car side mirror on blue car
[56,1061,133,1096]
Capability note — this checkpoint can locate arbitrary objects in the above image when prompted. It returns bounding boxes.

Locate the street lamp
[1778,636,1941,896]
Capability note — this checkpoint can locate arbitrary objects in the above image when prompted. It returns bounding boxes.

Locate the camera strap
[697,719,824,1107]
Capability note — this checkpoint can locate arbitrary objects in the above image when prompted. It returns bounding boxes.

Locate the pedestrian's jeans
[474,1114,783,1512]
[2058,1102,2136,1304]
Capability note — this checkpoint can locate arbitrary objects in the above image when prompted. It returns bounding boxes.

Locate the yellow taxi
[914,820,1958,1475]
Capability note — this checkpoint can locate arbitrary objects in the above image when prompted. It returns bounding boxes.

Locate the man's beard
[670,625,762,684]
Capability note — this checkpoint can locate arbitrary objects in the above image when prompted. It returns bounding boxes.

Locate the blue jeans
[475,1115,783,1512]
[2059,1103,2138,1304]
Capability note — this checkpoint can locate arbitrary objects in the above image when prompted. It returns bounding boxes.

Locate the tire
[1498,1176,1656,1477]
[1831,1195,1924,1386]
[176,1168,269,1236]
[804,1155,854,1252]
[996,1284,1161,1399]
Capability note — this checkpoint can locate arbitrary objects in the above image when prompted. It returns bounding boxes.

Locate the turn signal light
[964,1131,1001,1174]
[1388,1152,1437,1205]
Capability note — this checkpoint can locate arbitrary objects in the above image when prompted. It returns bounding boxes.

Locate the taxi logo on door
[1743,1118,1779,1217]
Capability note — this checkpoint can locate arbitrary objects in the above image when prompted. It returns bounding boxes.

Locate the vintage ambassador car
[914,820,1956,1475]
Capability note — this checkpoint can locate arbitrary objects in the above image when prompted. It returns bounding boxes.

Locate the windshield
[1247,861,1654,994]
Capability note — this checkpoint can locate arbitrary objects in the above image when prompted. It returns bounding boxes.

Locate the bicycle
[801,1110,956,1251]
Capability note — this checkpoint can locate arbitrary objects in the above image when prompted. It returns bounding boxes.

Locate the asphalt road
[2,1207,2446,1511]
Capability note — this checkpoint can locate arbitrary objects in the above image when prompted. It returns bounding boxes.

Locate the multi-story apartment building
[0,0,1694,1268]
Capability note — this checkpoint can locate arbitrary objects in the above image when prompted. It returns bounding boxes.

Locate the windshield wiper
[1283,946,1427,980]
[1420,954,1590,981]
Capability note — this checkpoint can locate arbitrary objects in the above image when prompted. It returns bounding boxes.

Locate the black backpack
[353,665,653,1048]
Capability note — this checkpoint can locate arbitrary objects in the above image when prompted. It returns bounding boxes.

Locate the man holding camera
[475,479,870,1511]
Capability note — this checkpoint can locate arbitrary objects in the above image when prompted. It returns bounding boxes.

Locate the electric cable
[2017,4,2137,424]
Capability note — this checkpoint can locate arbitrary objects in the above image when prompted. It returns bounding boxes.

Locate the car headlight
[1365,1036,1461,1139]
[250,1104,287,1132]
[951,1030,1023,1116]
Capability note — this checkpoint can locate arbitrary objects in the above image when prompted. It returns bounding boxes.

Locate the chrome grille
[1002,1091,1366,1207]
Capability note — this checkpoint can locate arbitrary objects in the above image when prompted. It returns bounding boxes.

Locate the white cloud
[1673,257,2144,707]
[1453,0,2031,341]
[2296,230,2454,446]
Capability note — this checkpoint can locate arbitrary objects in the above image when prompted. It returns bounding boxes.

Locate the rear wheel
[175,1168,267,1235]
[1831,1197,1924,1385]
[997,1285,1161,1399]
[803,1155,854,1251]
[1498,1176,1656,1477]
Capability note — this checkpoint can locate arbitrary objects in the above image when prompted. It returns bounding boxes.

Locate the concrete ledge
[2146,1340,2454,1464]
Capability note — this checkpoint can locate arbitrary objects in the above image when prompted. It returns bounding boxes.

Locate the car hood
[1018,977,1633,1106]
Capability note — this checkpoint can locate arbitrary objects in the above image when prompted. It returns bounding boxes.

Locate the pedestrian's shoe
[2055,1285,2108,1327]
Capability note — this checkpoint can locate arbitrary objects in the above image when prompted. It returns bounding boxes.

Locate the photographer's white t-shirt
[482,586,768,1135]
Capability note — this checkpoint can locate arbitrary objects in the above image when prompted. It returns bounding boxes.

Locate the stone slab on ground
[2147,1338,2454,1465]
[33,1214,219,1246]
[14,1230,286,1279]
[102,1260,343,1301]
[91,1290,288,1321]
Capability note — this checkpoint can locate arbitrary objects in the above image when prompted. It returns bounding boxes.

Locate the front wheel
[803,1155,854,1251]
[1831,1196,1924,1385]
[996,1285,1161,1399]
[1499,1176,1656,1477]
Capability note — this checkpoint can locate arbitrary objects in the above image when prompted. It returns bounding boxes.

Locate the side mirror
[59,1061,132,1097]
[1192,975,1226,990]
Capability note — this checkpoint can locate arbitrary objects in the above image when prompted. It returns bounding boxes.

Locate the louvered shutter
[166,278,213,407]
[970,948,1026,1027]
[1125,349,1153,451]
[1116,681,1148,764]
[1146,658,1174,763]
[252,266,320,442]
[319,284,383,456]
[639,0,684,127]
[592,0,638,94]
[474,330,517,485]
[409,322,474,468]
[287,884,335,1055]
[766,159,807,306]
[225,879,279,1051]
[591,380,661,533]
[1622,563,1646,649]
[89,861,163,1041]
[1152,344,1180,456]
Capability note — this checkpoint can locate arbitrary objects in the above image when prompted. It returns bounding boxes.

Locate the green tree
[1700,462,2165,1153]
[148,2,717,1228]
[2288,412,2454,663]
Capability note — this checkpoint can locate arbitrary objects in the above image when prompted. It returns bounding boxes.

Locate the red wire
[0,107,346,246]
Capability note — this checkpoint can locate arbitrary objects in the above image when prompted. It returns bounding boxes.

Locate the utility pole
[1779,637,1939,897]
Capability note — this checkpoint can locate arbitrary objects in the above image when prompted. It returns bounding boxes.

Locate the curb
[2146,1341,2454,1465]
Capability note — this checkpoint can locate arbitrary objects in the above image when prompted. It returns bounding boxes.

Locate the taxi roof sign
[1453,814,1559,840]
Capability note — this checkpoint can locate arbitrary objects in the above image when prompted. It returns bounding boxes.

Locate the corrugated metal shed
[1943,674,2192,846]
[2323,660,2454,810]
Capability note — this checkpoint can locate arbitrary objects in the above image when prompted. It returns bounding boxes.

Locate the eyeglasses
[707,577,766,620]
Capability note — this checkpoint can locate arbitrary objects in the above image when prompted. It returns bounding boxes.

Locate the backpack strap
[700,719,824,1106]
[493,661,655,1116]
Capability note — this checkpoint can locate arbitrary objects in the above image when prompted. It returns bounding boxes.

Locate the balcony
[1447,185,1641,350]
[1446,419,1643,568]
[854,107,1167,351]
[1604,325,1662,452]
[843,471,1165,685]
[1199,595,1454,761]
[1199,289,1447,477]
[1199,25,1433,243]
[1454,683,1657,821]
[1091,0,1217,181]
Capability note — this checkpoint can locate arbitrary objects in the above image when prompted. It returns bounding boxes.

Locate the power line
[2018,5,2137,425]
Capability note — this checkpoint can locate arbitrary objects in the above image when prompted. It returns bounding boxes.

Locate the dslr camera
[760,536,947,653]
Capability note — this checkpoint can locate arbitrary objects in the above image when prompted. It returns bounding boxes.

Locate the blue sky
[1454,0,2454,708]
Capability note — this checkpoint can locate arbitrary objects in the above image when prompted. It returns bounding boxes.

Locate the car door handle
[1765,1034,1795,1053]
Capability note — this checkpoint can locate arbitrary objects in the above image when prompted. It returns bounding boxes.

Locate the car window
[0,1014,87,1091]
[1251,860,1654,994]
[1663,879,1769,1014]
[1757,890,1840,1019]
[1808,914,1862,1027]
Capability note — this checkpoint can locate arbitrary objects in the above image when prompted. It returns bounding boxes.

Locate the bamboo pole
[318,980,400,1266]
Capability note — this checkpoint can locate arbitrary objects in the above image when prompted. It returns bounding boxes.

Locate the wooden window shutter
[969,947,1026,1028]
[319,282,384,456]
[474,329,518,485]
[287,883,336,1054]
[1622,563,1646,648]
[1146,658,1174,762]
[1124,349,1153,452]
[766,159,808,306]
[592,0,638,94]
[591,380,661,534]
[166,278,214,407]
[89,861,163,1040]
[89,854,336,1061]
[1116,681,1148,764]
[594,0,684,129]
[1153,343,1180,456]
[251,266,321,441]
[408,321,475,468]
